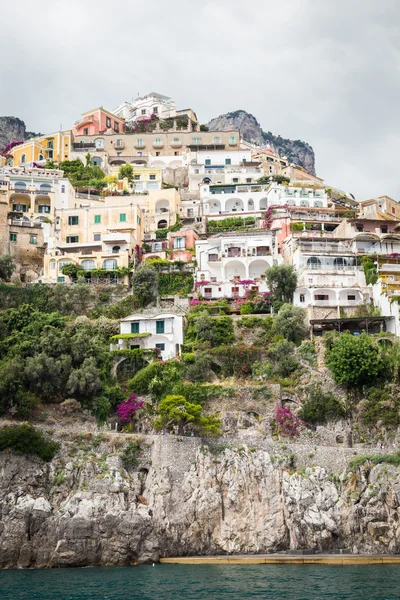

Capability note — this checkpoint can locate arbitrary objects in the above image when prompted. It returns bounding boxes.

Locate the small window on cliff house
[300,294,305,303]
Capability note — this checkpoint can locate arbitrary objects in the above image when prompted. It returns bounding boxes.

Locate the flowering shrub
[190,299,200,306]
[0,140,24,156]
[275,406,302,437]
[116,393,144,423]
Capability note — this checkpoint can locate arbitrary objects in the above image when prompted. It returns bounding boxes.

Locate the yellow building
[109,164,163,193]
[11,131,72,166]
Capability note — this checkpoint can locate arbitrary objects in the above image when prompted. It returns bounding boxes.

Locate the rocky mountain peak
[0,117,40,152]
[207,110,316,176]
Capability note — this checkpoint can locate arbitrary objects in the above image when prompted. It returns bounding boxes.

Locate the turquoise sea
[1,564,400,599]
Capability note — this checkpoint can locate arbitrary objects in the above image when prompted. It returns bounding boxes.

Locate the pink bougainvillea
[116,393,144,423]
[275,405,303,437]
[0,140,24,156]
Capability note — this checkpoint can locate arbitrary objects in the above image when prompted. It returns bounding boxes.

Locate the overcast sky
[1,0,399,200]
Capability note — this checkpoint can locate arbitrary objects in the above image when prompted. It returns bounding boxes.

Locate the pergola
[310,316,394,337]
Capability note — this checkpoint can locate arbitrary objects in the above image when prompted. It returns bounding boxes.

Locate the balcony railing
[73,143,96,149]
[379,264,400,271]
[10,219,42,228]
[299,242,352,253]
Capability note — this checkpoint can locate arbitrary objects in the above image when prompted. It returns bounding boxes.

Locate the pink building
[73,107,125,136]
[169,229,198,263]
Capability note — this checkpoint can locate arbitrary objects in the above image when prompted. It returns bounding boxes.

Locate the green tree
[131,265,158,308]
[154,394,220,435]
[268,339,298,376]
[325,333,387,386]
[0,255,16,281]
[266,265,297,305]
[119,164,134,181]
[273,303,307,343]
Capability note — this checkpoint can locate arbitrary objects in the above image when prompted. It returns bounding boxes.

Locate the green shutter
[10,233,17,242]
[94,215,101,224]
[120,213,126,222]
[131,322,139,334]
[156,320,165,334]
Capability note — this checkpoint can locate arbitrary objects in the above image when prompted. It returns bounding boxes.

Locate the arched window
[103,259,118,270]
[38,153,44,161]
[20,154,26,164]
[307,257,321,270]
[40,183,51,192]
[61,185,66,193]
[334,257,347,269]
[157,219,168,229]
[49,260,56,270]
[81,260,96,271]
[14,181,26,190]
[314,200,323,207]
[91,157,102,167]
[112,246,120,254]
[95,138,104,149]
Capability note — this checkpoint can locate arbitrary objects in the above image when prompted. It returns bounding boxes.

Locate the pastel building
[195,231,274,299]
[111,310,184,360]
[11,131,72,166]
[73,108,125,137]
[113,92,177,123]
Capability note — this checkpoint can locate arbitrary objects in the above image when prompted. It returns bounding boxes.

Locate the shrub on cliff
[0,424,59,461]
[326,334,388,387]
[154,394,220,436]
[265,265,297,305]
[272,304,307,344]
[299,384,347,425]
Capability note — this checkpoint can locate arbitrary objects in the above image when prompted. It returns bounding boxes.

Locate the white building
[113,92,177,124]
[195,231,275,299]
[111,310,184,360]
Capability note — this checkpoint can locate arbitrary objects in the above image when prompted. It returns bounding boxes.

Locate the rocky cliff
[1,434,399,567]
[207,110,316,176]
[0,117,39,151]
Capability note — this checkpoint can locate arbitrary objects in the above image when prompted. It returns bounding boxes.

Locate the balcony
[171,140,182,147]
[299,242,352,254]
[208,255,221,262]
[152,141,164,148]
[379,264,400,272]
[135,141,146,149]
[10,219,42,228]
[73,143,96,150]
[115,142,125,150]
[228,138,237,146]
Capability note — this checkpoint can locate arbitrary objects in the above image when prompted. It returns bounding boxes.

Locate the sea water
[1,564,400,599]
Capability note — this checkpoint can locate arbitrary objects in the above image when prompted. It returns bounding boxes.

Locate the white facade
[294,286,370,310]
[195,232,274,299]
[188,149,252,167]
[148,153,187,169]
[189,163,263,192]
[373,281,400,336]
[113,93,176,124]
[112,311,184,360]
[200,183,328,217]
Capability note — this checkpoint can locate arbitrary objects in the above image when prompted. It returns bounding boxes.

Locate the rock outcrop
[207,110,316,175]
[0,116,39,151]
[1,436,400,567]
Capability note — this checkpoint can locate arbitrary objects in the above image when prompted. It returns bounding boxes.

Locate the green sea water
[1,564,400,599]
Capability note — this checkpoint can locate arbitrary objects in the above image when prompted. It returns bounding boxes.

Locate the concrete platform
[160,554,400,565]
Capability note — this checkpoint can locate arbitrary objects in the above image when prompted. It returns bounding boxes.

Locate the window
[205,159,211,166]
[174,151,178,156]
[58,260,71,272]
[134,175,141,181]
[173,137,180,142]
[141,109,146,115]
[381,226,388,234]
[315,294,329,301]
[94,215,101,224]
[131,322,140,334]
[38,205,50,214]
[120,213,126,222]
[93,233,101,241]
[47,140,54,149]
[246,178,252,183]
[61,185,66,193]
[12,204,27,212]
[68,216,79,225]
[106,117,111,127]
[66,236,79,243]
[137,151,143,156]
[114,122,119,132]
[356,224,364,232]
[299,294,305,303]
[10,233,17,242]
[149,174,156,180]
[155,343,165,351]
[225,158,231,165]
[48,150,53,159]
[347,295,356,301]
[83,128,89,136]
[112,246,120,254]
[232,286,239,293]
[156,152,160,156]
[116,139,123,147]
[20,153,26,164]
[213,136,220,143]
[156,320,165,334]
[137,138,143,145]
[49,260,56,270]
[81,260,95,270]
[233,178,238,183]
[38,154,44,161]
[57,276,65,283]
[95,139,104,149]
[229,135,236,144]
[103,259,118,270]
[155,138,161,143]
[29,235,37,245]
[192,137,201,144]
[174,237,185,249]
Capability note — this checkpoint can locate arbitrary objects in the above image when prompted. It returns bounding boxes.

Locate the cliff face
[1,435,399,567]
[0,116,39,151]
[207,110,316,176]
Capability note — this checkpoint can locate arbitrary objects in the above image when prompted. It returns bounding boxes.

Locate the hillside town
[1,92,398,346]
